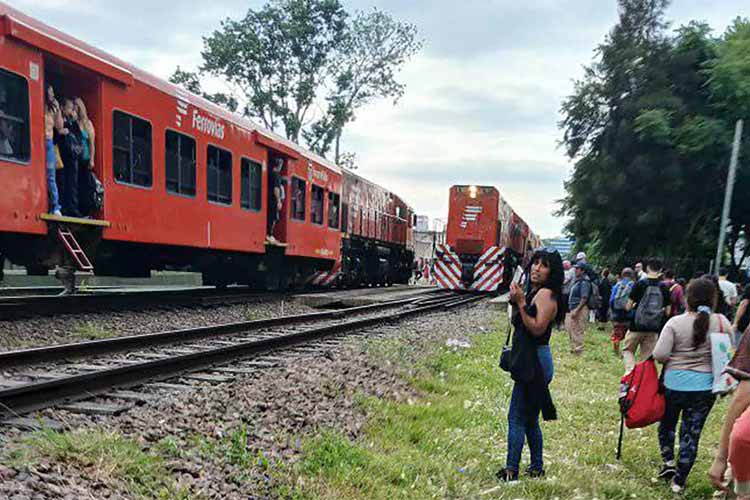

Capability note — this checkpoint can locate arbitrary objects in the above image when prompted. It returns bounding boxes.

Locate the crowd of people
[44,85,96,218]
[500,248,750,498]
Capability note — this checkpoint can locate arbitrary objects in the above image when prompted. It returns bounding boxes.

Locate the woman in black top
[497,248,565,482]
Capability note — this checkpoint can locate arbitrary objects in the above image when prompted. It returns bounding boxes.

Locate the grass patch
[5,428,189,499]
[287,316,727,499]
[72,322,113,341]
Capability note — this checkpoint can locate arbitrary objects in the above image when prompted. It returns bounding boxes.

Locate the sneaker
[52,209,62,217]
[496,468,519,482]
[658,465,677,482]
[525,467,545,479]
[669,480,684,495]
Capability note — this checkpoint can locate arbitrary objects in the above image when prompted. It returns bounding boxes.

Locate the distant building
[415,215,429,232]
[543,237,575,259]
[414,229,446,262]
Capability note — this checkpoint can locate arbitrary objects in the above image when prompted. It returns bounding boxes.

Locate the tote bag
[711,316,739,394]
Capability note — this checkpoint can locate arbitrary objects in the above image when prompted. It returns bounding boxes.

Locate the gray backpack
[634,284,664,331]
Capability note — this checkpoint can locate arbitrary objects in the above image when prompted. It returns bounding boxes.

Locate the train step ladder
[57,228,93,272]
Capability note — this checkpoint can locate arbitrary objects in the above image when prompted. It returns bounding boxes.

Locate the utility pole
[715,119,744,274]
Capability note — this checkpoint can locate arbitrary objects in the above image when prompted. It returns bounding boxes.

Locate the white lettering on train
[192,110,226,140]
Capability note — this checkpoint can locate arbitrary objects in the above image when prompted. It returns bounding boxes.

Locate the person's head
[645,258,662,276]
[576,251,587,263]
[63,98,76,119]
[635,262,643,273]
[602,268,610,279]
[563,260,571,271]
[74,97,89,123]
[273,157,284,171]
[686,278,717,348]
[664,270,675,281]
[46,85,56,105]
[719,267,729,279]
[574,262,585,278]
[528,247,565,323]
[621,267,634,280]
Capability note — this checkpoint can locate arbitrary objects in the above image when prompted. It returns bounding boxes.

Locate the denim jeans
[46,139,61,213]
[506,345,554,472]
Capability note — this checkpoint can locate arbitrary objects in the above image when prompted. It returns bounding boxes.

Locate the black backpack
[634,283,664,331]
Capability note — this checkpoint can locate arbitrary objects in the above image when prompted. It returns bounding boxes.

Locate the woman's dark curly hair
[526,248,565,325]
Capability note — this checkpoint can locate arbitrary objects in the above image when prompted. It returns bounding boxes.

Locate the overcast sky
[15,0,748,237]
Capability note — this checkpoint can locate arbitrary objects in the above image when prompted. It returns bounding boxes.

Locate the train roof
[343,169,414,213]
[0,2,341,175]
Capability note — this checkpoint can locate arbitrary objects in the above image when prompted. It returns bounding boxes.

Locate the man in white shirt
[718,267,738,309]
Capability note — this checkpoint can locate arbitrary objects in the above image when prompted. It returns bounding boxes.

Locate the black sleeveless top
[512,288,554,346]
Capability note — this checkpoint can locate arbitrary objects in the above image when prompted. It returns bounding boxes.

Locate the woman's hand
[510,282,525,307]
[89,161,94,170]
[708,456,729,493]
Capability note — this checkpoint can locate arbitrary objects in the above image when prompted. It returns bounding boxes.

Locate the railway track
[0,291,483,423]
[0,286,345,320]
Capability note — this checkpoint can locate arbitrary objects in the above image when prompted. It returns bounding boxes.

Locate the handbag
[711,316,738,394]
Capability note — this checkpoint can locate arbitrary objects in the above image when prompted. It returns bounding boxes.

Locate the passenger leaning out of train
[44,85,63,216]
[56,98,84,218]
[267,157,285,243]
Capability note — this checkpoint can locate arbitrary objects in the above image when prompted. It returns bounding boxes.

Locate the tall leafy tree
[170,0,420,161]
[559,0,750,275]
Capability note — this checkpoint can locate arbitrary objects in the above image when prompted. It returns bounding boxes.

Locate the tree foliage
[559,0,750,276]
[170,0,421,161]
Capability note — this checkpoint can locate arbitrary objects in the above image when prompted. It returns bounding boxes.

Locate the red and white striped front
[306,262,342,287]
[434,244,463,290]
[471,246,505,292]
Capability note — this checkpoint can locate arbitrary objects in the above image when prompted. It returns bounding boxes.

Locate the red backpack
[616,358,665,458]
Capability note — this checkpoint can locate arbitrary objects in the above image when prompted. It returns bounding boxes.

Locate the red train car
[0,4,412,290]
[436,185,539,292]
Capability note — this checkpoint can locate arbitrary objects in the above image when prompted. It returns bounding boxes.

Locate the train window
[328,192,340,229]
[240,158,262,211]
[0,69,30,163]
[207,145,232,205]
[165,130,196,197]
[291,177,306,221]
[113,111,152,186]
[341,203,349,233]
[311,185,324,225]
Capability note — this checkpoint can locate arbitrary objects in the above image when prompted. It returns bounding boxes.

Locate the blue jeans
[46,139,61,213]
[506,345,554,472]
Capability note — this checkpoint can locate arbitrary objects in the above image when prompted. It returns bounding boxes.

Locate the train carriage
[436,185,540,293]
[0,3,412,290]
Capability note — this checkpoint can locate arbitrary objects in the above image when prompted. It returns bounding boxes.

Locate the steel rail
[0,296,425,368]
[0,294,483,419]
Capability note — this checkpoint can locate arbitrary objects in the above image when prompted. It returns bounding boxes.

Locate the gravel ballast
[0,301,498,499]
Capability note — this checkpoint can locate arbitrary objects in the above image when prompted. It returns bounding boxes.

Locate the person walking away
[44,86,62,216]
[709,331,750,499]
[75,97,96,216]
[597,268,612,330]
[566,262,591,355]
[635,262,645,281]
[653,278,731,494]
[662,270,686,317]
[610,267,635,355]
[497,248,564,482]
[719,268,738,320]
[623,259,670,373]
[561,260,573,324]
[57,98,83,217]
[735,285,750,344]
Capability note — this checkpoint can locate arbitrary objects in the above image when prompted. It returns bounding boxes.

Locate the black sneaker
[496,468,519,482]
[525,467,545,479]
[657,465,676,482]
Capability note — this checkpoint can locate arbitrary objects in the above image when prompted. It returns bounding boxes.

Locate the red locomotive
[436,185,541,292]
[0,4,414,290]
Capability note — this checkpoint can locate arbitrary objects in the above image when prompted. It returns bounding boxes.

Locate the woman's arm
[88,120,95,168]
[652,321,674,363]
[516,288,557,337]
[709,380,750,491]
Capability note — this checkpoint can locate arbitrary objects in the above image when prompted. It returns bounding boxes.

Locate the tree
[558,0,750,276]
[170,0,421,161]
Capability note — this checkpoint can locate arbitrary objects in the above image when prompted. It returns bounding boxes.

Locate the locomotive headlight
[469,185,478,199]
